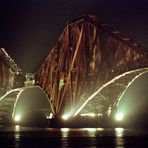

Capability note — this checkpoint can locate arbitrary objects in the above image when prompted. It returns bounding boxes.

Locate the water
[0,126,148,147]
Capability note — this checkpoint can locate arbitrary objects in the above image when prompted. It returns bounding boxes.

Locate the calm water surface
[0,126,148,147]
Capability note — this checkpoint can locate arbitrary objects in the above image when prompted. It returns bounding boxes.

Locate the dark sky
[0,0,148,72]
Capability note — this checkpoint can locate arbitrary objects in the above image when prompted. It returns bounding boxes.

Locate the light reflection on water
[85,128,97,137]
[14,125,21,148]
[15,125,20,132]
[115,128,125,147]
[115,128,124,137]
[0,126,147,147]
[61,128,70,137]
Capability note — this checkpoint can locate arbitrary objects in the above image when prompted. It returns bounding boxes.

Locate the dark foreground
[0,126,148,147]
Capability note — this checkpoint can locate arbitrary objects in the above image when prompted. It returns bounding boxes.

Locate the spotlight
[14,115,21,122]
[62,114,69,120]
[115,112,124,121]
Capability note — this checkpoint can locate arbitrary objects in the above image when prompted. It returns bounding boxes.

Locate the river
[0,126,148,147]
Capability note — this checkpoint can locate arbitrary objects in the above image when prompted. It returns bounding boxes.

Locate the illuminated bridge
[0,16,148,125]
[36,16,148,120]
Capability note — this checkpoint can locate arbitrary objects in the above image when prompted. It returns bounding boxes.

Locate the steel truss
[36,16,148,117]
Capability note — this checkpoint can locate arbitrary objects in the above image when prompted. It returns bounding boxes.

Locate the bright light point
[115,128,124,132]
[46,113,53,119]
[61,128,70,132]
[14,115,21,122]
[115,112,124,121]
[62,114,69,120]
[80,113,96,117]
[96,128,104,131]
[86,128,97,132]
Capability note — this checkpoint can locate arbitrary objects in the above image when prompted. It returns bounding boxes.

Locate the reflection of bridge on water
[0,16,148,125]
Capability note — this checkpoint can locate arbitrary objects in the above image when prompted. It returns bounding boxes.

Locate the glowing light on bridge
[96,128,104,131]
[12,88,25,118]
[62,114,70,120]
[115,112,124,121]
[0,88,21,101]
[14,115,21,122]
[80,113,103,117]
[86,128,97,132]
[46,113,53,119]
[61,128,70,132]
[80,113,94,117]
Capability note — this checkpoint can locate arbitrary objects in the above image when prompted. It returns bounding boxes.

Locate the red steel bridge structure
[0,15,148,124]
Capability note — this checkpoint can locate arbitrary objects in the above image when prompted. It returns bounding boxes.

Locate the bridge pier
[50,116,104,128]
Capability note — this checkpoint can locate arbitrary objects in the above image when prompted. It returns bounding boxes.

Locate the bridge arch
[0,86,53,125]
[116,72,148,116]
[12,86,53,125]
[74,68,148,117]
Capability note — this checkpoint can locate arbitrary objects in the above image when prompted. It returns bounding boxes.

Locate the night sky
[0,0,148,72]
[0,0,148,109]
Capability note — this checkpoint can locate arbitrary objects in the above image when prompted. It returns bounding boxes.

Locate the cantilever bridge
[0,16,148,123]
